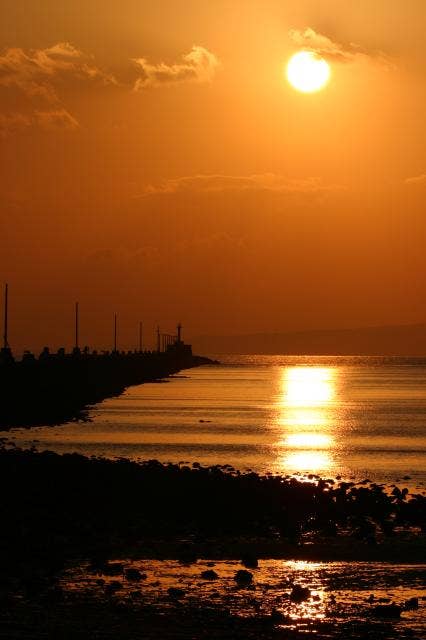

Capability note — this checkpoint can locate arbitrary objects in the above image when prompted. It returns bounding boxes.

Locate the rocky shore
[1,445,424,638]
[1,444,424,567]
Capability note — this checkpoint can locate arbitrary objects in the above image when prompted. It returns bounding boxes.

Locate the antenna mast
[75,302,79,350]
[3,283,8,349]
[114,314,118,352]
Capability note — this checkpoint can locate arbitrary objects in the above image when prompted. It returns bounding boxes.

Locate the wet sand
[1,560,424,639]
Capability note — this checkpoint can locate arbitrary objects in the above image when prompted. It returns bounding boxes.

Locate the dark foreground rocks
[0,444,424,639]
[0,444,424,579]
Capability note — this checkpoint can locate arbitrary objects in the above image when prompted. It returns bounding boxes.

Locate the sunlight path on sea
[10,355,426,489]
[275,366,337,474]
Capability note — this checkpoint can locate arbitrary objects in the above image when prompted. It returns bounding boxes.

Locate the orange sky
[1,0,425,352]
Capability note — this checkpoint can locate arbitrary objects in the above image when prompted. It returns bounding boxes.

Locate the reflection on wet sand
[61,559,426,637]
[277,367,337,474]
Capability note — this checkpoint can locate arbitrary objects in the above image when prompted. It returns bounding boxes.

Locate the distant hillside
[192,324,426,356]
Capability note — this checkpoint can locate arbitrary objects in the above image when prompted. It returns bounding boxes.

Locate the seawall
[0,346,214,429]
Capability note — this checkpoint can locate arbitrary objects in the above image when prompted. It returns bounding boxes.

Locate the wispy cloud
[405,174,426,185]
[288,28,390,65]
[0,42,115,101]
[0,42,220,133]
[0,42,115,132]
[140,173,343,195]
[85,233,244,274]
[0,112,32,137]
[0,109,79,136]
[35,109,79,131]
[133,46,219,90]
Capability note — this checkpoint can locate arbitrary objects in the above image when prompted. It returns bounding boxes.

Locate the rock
[405,597,419,610]
[101,562,124,576]
[105,580,122,594]
[367,594,375,603]
[87,556,108,574]
[241,553,258,569]
[290,584,311,602]
[269,609,290,625]
[168,587,185,599]
[234,570,253,585]
[201,570,219,580]
[124,568,146,581]
[371,604,401,618]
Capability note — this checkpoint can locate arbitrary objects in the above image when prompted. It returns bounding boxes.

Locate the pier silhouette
[0,285,213,428]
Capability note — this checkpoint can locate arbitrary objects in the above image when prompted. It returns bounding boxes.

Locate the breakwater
[0,343,214,429]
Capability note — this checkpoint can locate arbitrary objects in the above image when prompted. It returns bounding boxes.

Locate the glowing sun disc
[286,51,330,93]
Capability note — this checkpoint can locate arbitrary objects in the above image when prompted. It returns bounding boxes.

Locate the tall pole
[139,321,143,352]
[3,283,8,349]
[177,322,182,343]
[157,325,161,353]
[75,302,79,350]
[114,314,118,352]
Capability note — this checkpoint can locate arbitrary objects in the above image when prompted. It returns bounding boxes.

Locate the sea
[11,355,426,491]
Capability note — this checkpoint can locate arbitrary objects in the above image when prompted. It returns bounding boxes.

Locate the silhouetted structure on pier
[0,284,13,366]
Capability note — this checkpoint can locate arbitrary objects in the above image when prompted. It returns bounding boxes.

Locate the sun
[286,51,330,93]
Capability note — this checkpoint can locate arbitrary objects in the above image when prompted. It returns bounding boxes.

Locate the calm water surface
[12,355,426,488]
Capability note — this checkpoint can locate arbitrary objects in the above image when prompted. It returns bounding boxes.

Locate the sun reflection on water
[276,367,338,474]
[284,451,332,472]
[285,433,333,448]
[284,367,335,407]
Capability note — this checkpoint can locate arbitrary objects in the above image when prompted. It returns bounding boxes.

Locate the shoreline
[1,445,424,568]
